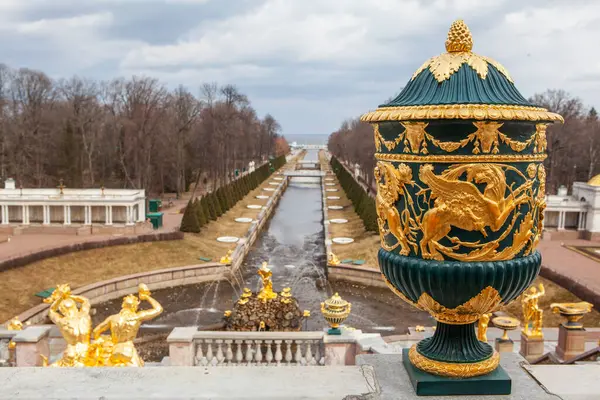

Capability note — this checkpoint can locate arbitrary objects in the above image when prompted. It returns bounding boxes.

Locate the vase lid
[361,19,563,123]
[323,292,349,308]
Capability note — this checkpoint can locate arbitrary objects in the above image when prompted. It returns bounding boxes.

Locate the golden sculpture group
[43,283,162,367]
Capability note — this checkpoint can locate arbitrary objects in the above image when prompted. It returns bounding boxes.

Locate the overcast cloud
[0,0,597,136]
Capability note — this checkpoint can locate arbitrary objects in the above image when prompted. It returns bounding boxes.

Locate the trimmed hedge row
[181,155,286,233]
[0,231,184,273]
[330,156,378,233]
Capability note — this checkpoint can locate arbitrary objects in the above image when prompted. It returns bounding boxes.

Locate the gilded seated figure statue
[44,283,92,367]
[92,284,163,366]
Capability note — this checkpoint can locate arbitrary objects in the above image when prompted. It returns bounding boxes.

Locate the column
[22,205,29,225]
[558,211,565,230]
[84,206,92,225]
[138,200,145,222]
[126,205,134,226]
[1,205,8,225]
[105,205,113,225]
[63,205,71,225]
[42,205,49,225]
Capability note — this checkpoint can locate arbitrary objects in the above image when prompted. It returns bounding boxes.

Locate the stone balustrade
[167,327,393,367]
[168,328,325,367]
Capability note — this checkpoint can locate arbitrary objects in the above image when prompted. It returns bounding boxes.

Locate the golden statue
[256,262,277,302]
[328,252,340,266]
[477,313,492,342]
[44,283,92,367]
[522,283,545,338]
[92,283,163,366]
[220,250,233,264]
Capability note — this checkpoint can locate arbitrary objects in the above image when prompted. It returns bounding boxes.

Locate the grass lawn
[0,175,281,323]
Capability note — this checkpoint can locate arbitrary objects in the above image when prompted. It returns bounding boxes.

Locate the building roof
[588,174,600,186]
[361,20,563,123]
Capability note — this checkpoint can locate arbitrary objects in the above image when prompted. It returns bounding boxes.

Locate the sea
[284,133,329,146]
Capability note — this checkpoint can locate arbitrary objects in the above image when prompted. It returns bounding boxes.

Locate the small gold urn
[320,292,351,335]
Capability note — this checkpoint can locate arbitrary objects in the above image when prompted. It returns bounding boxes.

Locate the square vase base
[402,348,511,396]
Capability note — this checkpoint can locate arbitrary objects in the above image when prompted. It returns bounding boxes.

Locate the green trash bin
[149,199,162,212]
[146,212,163,229]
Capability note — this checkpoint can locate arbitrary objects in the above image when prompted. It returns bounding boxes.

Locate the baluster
[274,340,283,366]
[206,340,216,366]
[318,342,325,365]
[284,340,293,365]
[216,340,224,365]
[265,340,273,365]
[196,341,206,366]
[294,340,303,365]
[255,339,263,365]
[225,340,233,365]
[235,340,243,365]
[304,341,313,365]
[245,340,253,366]
[313,341,321,366]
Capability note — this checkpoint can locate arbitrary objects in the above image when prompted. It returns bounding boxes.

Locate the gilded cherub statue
[44,283,92,367]
[256,262,277,302]
[92,283,163,366]
[522,283,545,338]
[220,249,233,264]
[477,313,492,342]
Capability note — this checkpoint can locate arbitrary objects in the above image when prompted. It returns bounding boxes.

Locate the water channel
[93,149,432,339]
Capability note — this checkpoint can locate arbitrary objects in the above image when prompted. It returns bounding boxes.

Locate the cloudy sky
[0,0,597,136]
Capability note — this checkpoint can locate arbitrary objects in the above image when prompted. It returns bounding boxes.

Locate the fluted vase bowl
[362,20,562,378]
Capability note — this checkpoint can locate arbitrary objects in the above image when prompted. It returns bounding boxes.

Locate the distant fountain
[224,262,309,331]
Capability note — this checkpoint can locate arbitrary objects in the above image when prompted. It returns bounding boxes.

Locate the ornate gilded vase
[361,20,562,379]
[321,293,351,335]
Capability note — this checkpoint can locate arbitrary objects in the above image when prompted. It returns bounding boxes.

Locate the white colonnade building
[543,175,600,240]
[0,178,146,235]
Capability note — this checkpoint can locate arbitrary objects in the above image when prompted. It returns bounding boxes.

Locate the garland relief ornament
[361,19,562,394]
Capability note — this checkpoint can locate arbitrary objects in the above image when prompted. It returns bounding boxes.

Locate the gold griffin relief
[375,161,545,262]
[372,122,548,156]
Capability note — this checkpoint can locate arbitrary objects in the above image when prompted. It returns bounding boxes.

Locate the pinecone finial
[445,19,473,53]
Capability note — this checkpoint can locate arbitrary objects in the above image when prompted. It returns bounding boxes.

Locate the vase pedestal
[519,333,544,362]
[495,337,515,353]
[556,325,586,361]
[402,348,511,396]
